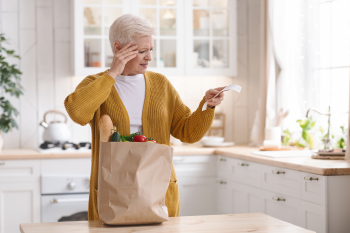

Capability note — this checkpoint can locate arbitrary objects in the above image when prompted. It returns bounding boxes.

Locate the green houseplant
[0,33,23,151]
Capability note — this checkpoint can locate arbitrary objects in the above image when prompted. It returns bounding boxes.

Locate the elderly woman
[64,14,225,220]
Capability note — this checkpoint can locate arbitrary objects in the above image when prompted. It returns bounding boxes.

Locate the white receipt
[202,84,242,111]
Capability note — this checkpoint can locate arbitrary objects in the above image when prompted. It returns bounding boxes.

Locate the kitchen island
[20,213,314,233]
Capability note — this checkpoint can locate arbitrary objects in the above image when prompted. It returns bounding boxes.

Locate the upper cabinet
[130,0,185,75]
[73,0,236,76]
[185,0,236,76]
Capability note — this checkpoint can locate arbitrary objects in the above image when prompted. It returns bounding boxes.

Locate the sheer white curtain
[268,0,350,149]
[268,0,309,130]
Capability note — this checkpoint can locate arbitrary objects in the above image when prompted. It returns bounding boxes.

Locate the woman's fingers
[118,42,133,53]
[119,44,138,56]
[122,53,137,63]
[119,50,138,60]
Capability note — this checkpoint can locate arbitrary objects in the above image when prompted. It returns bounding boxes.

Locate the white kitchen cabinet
[302,201,326,233]
[177,176,216,216]
[0,160,41,233]
[230,158,262,188]
[301,172,326,206]
[73,0,237,76]
[184,0,237,76]
[216,178,231,214]
[174,155,217,216]
[262,164,302,199]
[262,189,303,227]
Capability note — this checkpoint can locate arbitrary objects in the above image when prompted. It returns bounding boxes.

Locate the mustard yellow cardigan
[64,70,215,220]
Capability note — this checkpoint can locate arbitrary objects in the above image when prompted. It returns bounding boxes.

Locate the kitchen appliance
[41,174,90,222]
[39,141,91,150]
[40,110,71,143]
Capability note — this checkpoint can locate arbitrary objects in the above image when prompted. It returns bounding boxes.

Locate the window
[269,0,349,148]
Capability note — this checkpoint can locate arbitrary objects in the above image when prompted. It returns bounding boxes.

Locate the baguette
[99,114,114,142]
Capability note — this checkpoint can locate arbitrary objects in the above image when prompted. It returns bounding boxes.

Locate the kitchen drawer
[217,156,231,179]
[301,172,326,206]
[262,189,303,227]
[41,158,91,174]
[231,159,262,188]
[173,155,216,177]
[0,159,40,182]
[262,165,302,199]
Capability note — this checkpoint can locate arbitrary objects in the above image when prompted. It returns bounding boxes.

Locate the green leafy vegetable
[120,132,141,142]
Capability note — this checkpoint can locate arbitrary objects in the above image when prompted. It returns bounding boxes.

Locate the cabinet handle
[0,161,4,166]
[51,198,88,203]
[272,196,286,202]
[272,170,285,174]
[304,176,319,181]
[219,181,227,184]
[238,163,249,167]
[220,158,227,162]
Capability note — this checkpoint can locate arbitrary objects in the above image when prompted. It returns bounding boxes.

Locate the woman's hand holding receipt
[107,43,138,78]
[203,84,242,110]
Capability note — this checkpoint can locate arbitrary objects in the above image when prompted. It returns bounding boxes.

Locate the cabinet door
[177,177,216,216]
[131,0,185,76]
[230,181,263,214]
[262,190,303,227]
[217,178,231,214]
[0,182,41,233]
[74,0,131,76]
[185,0,237,76]
[302,201,327,233]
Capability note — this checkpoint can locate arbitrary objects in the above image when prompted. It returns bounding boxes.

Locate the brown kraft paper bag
[98,142,174,225]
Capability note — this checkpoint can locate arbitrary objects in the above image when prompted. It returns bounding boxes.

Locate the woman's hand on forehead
[107,43,138,78]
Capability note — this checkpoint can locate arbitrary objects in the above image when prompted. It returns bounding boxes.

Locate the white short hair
[109,14,156,54]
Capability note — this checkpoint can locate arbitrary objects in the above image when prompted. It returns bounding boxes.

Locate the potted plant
[0,33,23,152]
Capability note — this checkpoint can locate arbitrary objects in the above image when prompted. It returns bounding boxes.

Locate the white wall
[1,0,263,149]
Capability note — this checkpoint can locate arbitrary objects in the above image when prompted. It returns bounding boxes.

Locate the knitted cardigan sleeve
[170,86,215,143]
[64,73,115,126]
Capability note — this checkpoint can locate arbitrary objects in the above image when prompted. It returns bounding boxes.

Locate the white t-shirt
[114,74,145,134]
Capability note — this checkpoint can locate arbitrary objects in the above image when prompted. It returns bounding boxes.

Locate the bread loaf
[99,115,113,142]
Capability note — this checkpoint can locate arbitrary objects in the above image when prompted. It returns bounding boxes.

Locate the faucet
[306,106,331,149]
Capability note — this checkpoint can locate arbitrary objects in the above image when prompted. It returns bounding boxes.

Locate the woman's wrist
[107,70,119,79]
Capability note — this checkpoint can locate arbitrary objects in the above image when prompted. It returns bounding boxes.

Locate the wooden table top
[20,213,314,233]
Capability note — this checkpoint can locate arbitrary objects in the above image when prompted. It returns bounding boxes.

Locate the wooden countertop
[20,213,314,233]
[1,145,350,176]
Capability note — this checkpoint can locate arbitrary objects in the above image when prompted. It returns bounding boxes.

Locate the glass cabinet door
[133,0,185,75]
[186,0,236,76]
[75,0,130,76]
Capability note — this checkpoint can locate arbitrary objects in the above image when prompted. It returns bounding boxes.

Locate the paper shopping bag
[98,142,173,225]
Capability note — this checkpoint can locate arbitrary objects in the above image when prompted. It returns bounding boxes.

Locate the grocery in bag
[97,141,173,225]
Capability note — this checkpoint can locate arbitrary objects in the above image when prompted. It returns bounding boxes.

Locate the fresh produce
[133,135,147,142]
[111,126,121,142]
[120,132,141,142]
[98,115,113,142]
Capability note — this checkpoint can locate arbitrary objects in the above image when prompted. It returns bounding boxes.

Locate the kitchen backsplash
[1,0,261,149]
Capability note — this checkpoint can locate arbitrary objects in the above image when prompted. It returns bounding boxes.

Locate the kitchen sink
[251,150,314,158]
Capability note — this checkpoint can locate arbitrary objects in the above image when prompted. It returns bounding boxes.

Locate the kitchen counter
[1,145,350,175]
[20,213,314,233]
